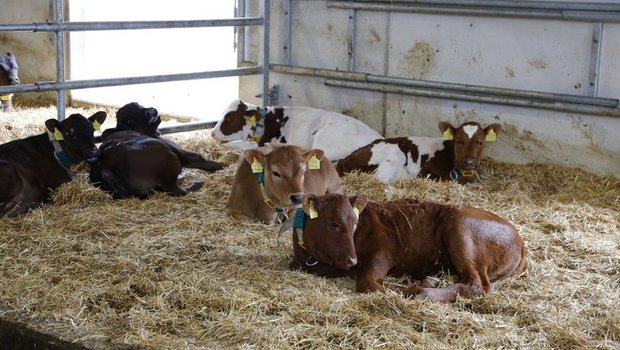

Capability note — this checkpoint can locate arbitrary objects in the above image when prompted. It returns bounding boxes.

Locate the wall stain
[369,29,381,44]
[504,67,515,78]
[528,59,548,69]
[400,41,436,79]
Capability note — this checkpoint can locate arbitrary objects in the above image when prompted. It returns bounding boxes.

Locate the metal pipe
[347,0,620,12]
[588,23,603,97]
[94,121,219,143]
[270,64,619,107]
[284,0,292,65]
[235,1,247,64]
[327,1,620,23]
[0,18,264,32]
[54,0,66,121]
[0,67,262,95]
[324,79,620,117]
[262,0,271,105]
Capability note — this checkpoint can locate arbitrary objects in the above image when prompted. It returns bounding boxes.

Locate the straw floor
[0,106,618,349]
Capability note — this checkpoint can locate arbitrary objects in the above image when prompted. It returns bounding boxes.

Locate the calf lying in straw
[227,144,341,224]
[286,193,527,302]
[336,121,501,184]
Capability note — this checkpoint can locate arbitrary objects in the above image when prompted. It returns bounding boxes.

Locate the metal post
[347,10,357,71]
[588,23,603,97]
[235,0,247,64]
[284,0,292,65]
[262,0,271,105]
[54,0,66,121]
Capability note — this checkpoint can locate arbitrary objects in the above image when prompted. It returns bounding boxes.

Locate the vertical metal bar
[347,10,357,71]
[381,12,391,136]
[262,0,271,105]
[236,0,246,65]
[588,22,603,97]
[54,0,66,121]
[284,0,292,65]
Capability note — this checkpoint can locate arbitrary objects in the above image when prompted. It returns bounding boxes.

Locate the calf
[0,111,107,217]
[0,52,20,112]
[212,99,382,161]
[90,102,225,199]
[288,193,527,302]
[227,144,342,224]
[336,121,502,184]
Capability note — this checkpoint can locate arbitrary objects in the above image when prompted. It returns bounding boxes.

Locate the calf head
[212,99,266,143]
[46,111,107,164]
[0,52,19,86]
[114,102,161,137]
[299,193,368,271]
[244,144,323,207]
[438,121,501,182]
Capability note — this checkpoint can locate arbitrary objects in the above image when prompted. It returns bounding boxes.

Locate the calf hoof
[185,181,204,193]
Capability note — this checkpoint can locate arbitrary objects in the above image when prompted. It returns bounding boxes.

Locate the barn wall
[240,0,620,178]
[0,0,58,105]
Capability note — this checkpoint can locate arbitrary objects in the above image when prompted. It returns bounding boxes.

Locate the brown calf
[226,144,342,224]
[289,193,527,302]
[336,121,502,184]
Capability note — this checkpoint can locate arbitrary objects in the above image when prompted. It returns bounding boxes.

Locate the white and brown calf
[226,144,342,224]
[336,121,502,184]
[212,99,382,161]
[288,193,527,302]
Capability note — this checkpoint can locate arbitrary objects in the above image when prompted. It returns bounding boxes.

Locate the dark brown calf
[0,52,20,112]
[336,121,502,184]
[90,102,224,199]
[0,112,107,217]
[289,193,527,302]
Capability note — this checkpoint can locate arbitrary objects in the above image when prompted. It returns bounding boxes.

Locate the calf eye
[456,140,464,145]
[329,221,340,231]
[272,171,281,178]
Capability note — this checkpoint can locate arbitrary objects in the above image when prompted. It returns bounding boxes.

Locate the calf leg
[356,252,394,293]
[158,138,225,172]
[160,181,204,197]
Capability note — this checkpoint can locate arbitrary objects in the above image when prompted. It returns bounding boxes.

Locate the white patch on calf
[463,125,479,139]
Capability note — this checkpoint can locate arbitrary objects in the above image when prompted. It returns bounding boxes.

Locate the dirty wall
[0,0,58,105]
[240,0,620,178]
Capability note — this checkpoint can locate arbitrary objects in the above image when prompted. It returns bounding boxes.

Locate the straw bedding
[0,106,618,349]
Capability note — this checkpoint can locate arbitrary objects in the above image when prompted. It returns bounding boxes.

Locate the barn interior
[0,1,619,349]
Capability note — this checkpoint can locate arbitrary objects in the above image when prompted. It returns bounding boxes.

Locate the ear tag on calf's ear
[353,207,360,219]
[442,129,454,141]
[461,169,475,177]
[54,128,64,141]
[309,205,319,219]
[251,158,264,173]
[250,134,261,143]
[246,115,257,126]
[1,95,10,101]
[92,120,101,132]
[308,155,321,170]
[486,129,497,142]
[264,198,276,209]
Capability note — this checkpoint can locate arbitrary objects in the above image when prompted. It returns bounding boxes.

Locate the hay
[0,106,618,349]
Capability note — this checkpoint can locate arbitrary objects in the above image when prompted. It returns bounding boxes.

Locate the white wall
[240,0,620,178]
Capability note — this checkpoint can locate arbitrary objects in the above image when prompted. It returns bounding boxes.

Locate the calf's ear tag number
[247,116,257,126]
[251,158,264,173]
[309,206,319,219]
[308,155,321,170]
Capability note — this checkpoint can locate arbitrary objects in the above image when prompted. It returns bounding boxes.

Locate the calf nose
[347,257,358,268]
[290,193,303,205]
[464,159,478,168]
[10,77,19,85]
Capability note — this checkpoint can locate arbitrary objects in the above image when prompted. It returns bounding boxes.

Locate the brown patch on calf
[227,144,342,224]
[291,193,527,302]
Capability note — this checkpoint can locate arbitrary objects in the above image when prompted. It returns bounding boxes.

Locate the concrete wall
[0,0,58,105]
[240,0,620,178]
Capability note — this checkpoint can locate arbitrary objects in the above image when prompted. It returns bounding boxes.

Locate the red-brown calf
[289,193,527,302]
[227,144,342,224]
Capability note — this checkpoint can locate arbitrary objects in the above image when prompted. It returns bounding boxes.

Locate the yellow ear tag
[264,198,276,209]
[309,206,319,219]
[53,128,64,141]
[308,154,321,170]
[251,158,264,173]
[246,115,257,126]
[442,128,454,141]
[353,207,360,219]
[92,120,101,132]
[249,134,261,143]
[1,95,10,101]
[486,129,497,142]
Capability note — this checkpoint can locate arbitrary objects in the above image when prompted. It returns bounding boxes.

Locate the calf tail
[513,243,528,277]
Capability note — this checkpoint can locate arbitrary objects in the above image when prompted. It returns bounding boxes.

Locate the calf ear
[44,119,61,133]
[484,123,502,142]
[349,194,369,214]
[89,111,107,124]
[438,121,455,140]
[302,149,325,161]
[244,149,265,165]
[302,194,319,216]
